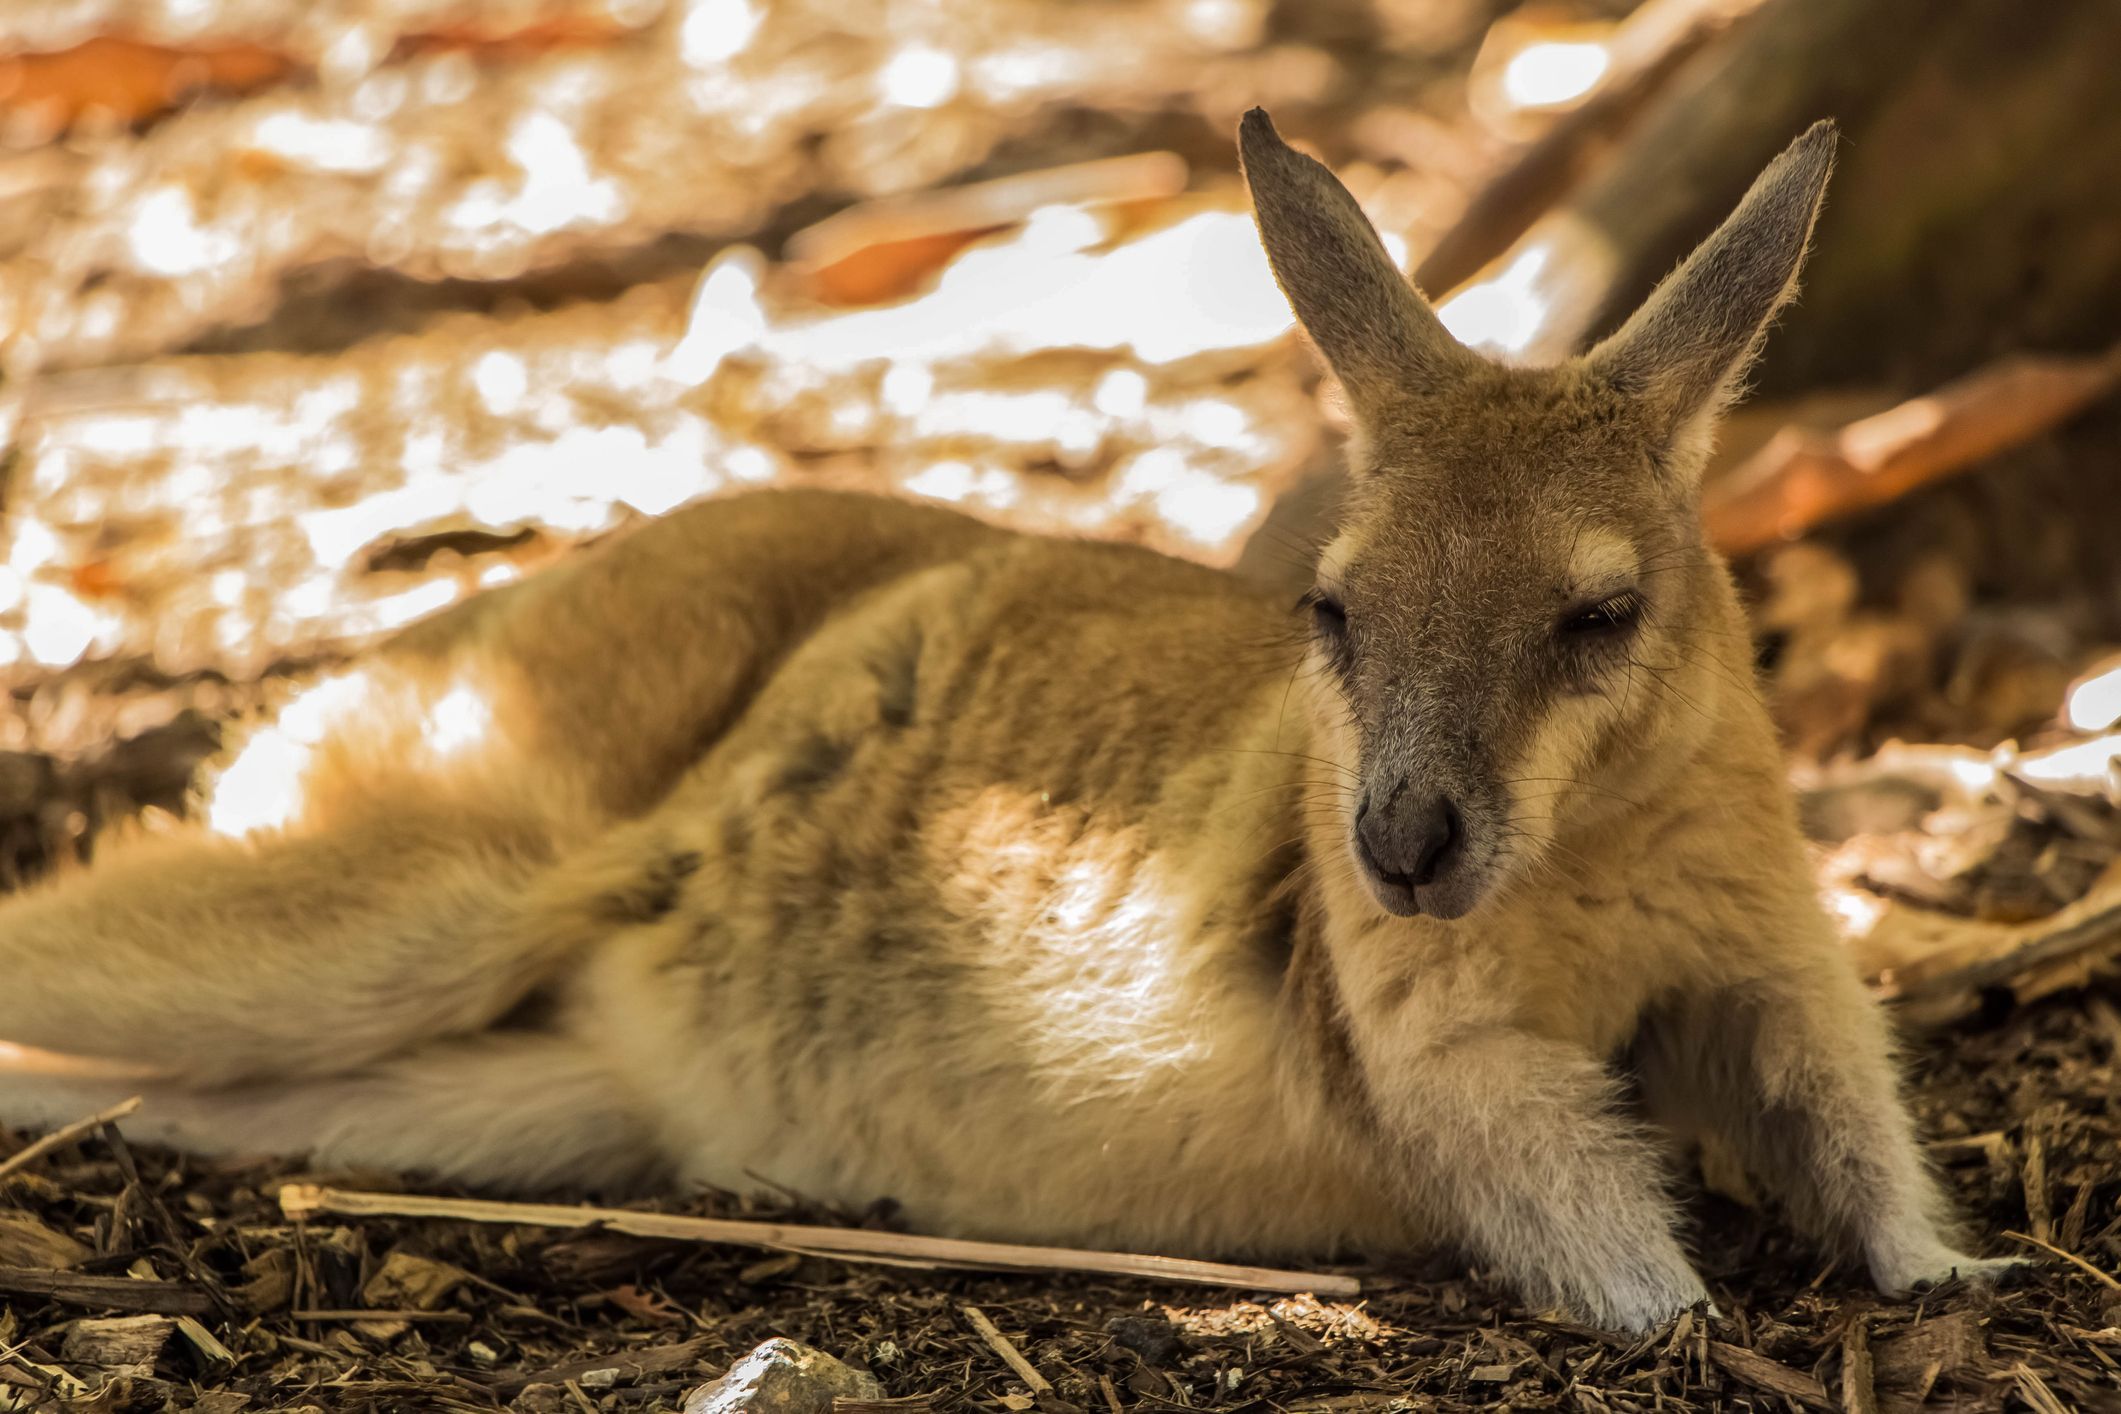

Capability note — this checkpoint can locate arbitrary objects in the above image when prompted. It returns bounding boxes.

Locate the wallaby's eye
[1558,590,1644,639]
[1298,587,1349,640]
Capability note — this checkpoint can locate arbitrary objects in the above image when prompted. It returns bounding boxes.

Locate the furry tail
[0,801,694,1087]
[0,1032,668,1193]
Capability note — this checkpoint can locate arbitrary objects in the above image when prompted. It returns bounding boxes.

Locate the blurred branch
[788,151,1190,305]
[1703,343,2121,556]
[1417,0,1772,299]
[1870,861,2121,1027]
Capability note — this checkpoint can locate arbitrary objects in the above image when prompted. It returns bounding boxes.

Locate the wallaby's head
[1241,109,1833,921]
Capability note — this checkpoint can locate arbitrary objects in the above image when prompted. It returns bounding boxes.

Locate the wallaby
[0,112,2019,1331]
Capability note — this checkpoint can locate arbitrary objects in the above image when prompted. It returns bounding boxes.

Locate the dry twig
[0,1096,141,1182]
[789,151,1190,304]
[279,1184,1363,1297]
[961,1305,1054,1394]
[0,1266,213,1316]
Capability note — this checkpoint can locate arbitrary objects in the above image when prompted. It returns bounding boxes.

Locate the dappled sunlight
[929,784,1224,1083]
[1502,41,1610,110]
[203,668,496,836]
[1467,11,1617,130]
[2012,733,2121,793]
[1436,214,1616,361]
[2064,659,2121,733]
[0,186,1319,680]
[203,670,373,838]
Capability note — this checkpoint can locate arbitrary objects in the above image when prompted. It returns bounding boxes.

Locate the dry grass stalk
[278,1184,1363,1297]
[2003,1230,2121,1291]
[1839,1315,1878,1414]
[0,1095,142,1182]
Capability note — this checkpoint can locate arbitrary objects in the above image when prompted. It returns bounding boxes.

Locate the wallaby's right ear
[1240,108,1472,414]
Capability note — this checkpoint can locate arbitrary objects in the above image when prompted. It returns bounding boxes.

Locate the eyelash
[1558,590,1645,638]
[1297,587,1349,638]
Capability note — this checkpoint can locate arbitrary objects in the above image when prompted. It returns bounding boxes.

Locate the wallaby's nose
[1357,792,1459,890]
[1355,793,1463,891]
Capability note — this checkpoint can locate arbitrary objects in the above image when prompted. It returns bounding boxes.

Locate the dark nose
[1356,793,1463,890]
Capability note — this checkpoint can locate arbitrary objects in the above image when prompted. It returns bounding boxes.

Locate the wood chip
[492,1337,710,1398]
[0,1212,92,1269]
[1706,1341,1833,1410]
[59,1313,174,1372]
[176,1313,237,1366]
[1840,1315,1878,1414]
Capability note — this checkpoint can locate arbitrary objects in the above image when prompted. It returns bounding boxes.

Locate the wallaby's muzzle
[1354,787,1466,916]
[1349,752,1503,920]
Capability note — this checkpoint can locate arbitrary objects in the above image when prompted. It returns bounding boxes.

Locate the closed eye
[1558,590,1644,638]
[1297,587,1348,639]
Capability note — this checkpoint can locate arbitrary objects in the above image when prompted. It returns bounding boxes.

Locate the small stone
[511,1382,571,1414]
[681,1338,882,1414]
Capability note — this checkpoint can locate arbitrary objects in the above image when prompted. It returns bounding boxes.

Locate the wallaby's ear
[1239,108,1472,414]
[1589,120,1836,455]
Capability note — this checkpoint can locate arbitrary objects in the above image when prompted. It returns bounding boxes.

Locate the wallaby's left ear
[1589,120,1837,452]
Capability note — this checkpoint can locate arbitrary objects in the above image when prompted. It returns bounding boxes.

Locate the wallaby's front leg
[1636,951,2021,1296]
[1366,1026,1708,1331]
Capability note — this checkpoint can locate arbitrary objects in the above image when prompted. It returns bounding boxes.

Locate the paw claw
[1886,1251,2035,1296]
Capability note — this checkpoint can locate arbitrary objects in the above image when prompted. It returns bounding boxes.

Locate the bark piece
[59,1314,175,1374]
[0,1212,91,1269]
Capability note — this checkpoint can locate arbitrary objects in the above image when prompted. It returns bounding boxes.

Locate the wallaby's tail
[0,791,695,1087]
[0,1032,670,1193]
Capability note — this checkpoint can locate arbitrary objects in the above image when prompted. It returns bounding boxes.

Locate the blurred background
[0,0,2118,1013]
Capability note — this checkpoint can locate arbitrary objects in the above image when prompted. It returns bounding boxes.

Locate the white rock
[681,1338,882,1414]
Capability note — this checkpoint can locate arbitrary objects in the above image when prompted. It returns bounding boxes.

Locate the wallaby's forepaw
[1563,1270,1712,1335]
[1873,1247,2034,1298]
[1584,1288,1714,1337]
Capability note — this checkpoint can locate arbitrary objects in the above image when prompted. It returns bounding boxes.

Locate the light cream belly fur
[566,550,1408,1258]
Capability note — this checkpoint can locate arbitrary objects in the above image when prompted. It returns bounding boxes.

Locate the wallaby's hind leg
[0,1032,667,1194]
[0,490,995,1087]
[1636,963,2025,1295]
[385,488,1002,819]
